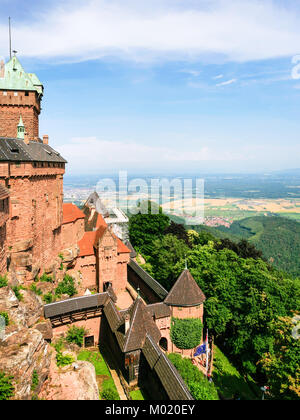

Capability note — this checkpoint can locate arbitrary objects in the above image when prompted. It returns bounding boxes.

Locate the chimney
[43,135,49,145]
[125,314,130,334]
[24,132,29,145]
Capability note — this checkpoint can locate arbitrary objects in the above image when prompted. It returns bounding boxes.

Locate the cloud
[1,0,300,64]
[216,78,237,86]
[179,69,201,77]
[59,136,243,172]
[213,74,224,79]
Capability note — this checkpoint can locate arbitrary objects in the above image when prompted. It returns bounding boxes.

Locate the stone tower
[0,55,43,140]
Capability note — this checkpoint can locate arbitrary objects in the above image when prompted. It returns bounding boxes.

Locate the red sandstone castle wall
[52,317,102,346]
[2,162,65,281]
[0,91,40,139]
[74,255,97,292]
[62,219,85,250]
[0,196,9,275]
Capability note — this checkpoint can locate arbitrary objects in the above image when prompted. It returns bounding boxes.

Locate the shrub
[53,337,65,353]
[43,292,54,304]
[31,370,39,392]
[0,275,8,288]
[0,371,14,400]
[101,388,120,400]
[12,286,24,301]
[30,284,43,296]
[170,318,203,349]
[0,312,9,326]
[55,275,77,297]
[56,352,74,367]
[39,273,54,283]
[66,326,87,347]
[168,353,219,401]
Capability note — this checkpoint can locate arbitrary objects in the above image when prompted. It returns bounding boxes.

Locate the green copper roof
[0,56,43,95]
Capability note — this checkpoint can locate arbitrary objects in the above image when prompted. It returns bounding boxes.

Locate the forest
[129,202,300,400]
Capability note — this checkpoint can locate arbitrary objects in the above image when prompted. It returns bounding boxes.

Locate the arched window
[159,337,168,352]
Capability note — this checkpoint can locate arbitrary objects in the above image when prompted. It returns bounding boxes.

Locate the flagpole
[205,329,209,375]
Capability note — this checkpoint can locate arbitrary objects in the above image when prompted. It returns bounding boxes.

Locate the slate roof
[146,302,171,319]
[104,297,161,353]
[44,293,109,318]
[164,269,206,307]
[62,203,85,225]
[0,185,9,200]
[128,259,168,301]
[142,334,193,400]
[124,241,137,258]
[0,138,67,163]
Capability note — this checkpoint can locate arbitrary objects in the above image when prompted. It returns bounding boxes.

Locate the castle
[0,56,209,400]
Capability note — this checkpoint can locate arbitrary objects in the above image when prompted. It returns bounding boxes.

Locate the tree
[173,243,300,378]
[0,371,14,400]
[259,315,300,400]
[164,221,190,246]
[149,234,190,290]
[129,201,170,257]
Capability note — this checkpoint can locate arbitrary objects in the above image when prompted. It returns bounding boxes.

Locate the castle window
[25,92,29,97]
[14,92,18,97]
[3,92,7,96]
[15,162,21,168]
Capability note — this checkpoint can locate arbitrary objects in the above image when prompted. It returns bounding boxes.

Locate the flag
[205,330,210,374]
[194,344,206,357]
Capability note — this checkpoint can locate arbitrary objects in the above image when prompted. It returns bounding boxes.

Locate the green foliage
[218,216,300,276]
[129,201,170,256]
[147,234,190,290]
[31,370,39,392]
[0,312,9,326]
[78,349,120,400]
[170,318,203,350]
[0,371,14,400]
[30,284,43,296]
[101,388,120,400]
[66,326,87,347]
[39,273,54,283]
[168,353,219,400]
[213,346,258,400]
[56,352,74,367]
[215,238,263,260]
[173,244,300,384]
[53,337,65,353]
[12,286,24,301]
[259,316,300,400]
[164,221,190,246]
[43,292,54,304]
[55,274,77,297]
[0,275,8,288]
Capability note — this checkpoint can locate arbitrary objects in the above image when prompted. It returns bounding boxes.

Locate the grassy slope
[213,346,259,400]
[77,349,120,399]
[217,216,300,276]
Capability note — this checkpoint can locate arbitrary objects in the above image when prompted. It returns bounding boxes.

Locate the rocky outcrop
[0,286,52,400]
[40,353,99,400]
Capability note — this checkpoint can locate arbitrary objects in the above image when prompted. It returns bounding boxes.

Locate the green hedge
[170,317,203,349]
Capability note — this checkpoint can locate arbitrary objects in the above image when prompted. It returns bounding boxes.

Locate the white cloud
[213,74,224,79]
[1,0,300,64]
[59,136,243,172]
[216,78,237,86]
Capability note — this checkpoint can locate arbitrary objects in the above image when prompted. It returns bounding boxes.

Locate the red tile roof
[78,231,97,257]
[78,226,131,257]
[63,203,85,225]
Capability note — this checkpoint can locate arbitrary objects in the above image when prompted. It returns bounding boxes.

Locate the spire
[17,115,25,139]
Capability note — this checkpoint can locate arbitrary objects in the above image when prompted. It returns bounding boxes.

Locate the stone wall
[0,90,40,139]
[0,162,65,283]
[62,219,85,250]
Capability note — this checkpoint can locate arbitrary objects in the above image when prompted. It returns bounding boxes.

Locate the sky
[0,0,300,175]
